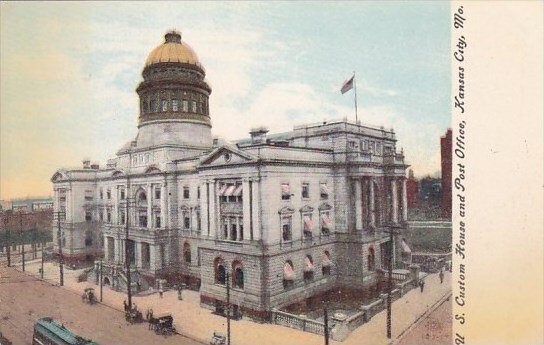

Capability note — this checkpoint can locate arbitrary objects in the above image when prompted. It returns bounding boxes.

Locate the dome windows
[161,99,168,112]
[172,99,179,111]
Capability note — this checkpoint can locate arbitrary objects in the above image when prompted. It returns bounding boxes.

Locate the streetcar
[32,317,98,345]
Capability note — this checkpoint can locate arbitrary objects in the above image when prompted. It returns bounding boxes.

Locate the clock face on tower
[224,153,231,162]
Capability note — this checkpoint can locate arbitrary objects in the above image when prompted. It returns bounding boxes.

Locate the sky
[0,2,450,201]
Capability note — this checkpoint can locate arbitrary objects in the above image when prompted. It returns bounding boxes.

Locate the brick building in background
[440,129,452,219]
[406,169,419,208]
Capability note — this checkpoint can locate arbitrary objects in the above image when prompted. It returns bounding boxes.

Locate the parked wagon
[153,313,176,336]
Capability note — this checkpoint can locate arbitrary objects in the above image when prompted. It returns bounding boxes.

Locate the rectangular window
[84,190,93,201]
[281,183,291,200]
[155,216,161,228]
[183,186,190,199]
[184,215,190,229]
[172,99,179,111]
[161,99,168,112]
[107,212,111,223]
[155,188,161,200]
[281,216,292,241]
[191,101,197,112]
[99,211,104,222]
[85,211,92,222]
[196,211,201,231]
[120,188,125,200]
[320,211,331,235]
[302,183,310,199]
[182,100,189,112]
[230,222,237,241]
[120,211,125,225]
[303,214,313,238]
[369,141,375,154]
[106,189,111,199]
[239,223,244,241]
[197,186,200,199]
[100,188,104,199]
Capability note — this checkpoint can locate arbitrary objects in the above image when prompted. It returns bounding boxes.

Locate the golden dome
[145,31,201,68]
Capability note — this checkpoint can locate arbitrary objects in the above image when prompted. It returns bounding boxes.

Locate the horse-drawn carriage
[151,313,176,336]
[210,331,226,345]
[125,304,144,324]
[81,288,96,305]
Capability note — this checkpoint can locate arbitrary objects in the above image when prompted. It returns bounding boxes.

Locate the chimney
[249,127,269,144]
[82,159,91,169]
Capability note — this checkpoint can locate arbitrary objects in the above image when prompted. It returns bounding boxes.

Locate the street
[0,266,202,345]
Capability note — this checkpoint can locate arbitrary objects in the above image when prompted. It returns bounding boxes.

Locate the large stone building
[51,31,410,319]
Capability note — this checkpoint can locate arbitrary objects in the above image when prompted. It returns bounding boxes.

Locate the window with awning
[320,183,329,199]
[283,262,295,280]
[320,212,331,230]
[223,185,236,197]
[232,184,243,197]
[401,239,411,253]
[304,256,314,272]
[322,252,331,267]
[303,216,314,231]
[281,183,291,200]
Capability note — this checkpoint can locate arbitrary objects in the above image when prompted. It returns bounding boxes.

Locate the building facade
[51,31,410,318]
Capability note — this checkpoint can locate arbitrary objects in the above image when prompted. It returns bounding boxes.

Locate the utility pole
[19,214,25,272]
[125,179,133,309]
[4,212,10,267]
[386,227,394,339]
[41,244,44,279]
[100,259,103,302]
[226,271,231,345]
[323,308,330,345]
[55,211,65,286]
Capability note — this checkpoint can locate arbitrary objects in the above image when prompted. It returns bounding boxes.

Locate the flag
[341,75,354,94]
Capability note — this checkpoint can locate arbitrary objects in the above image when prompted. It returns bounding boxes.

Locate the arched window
[232,261,244,289]
[161,99,168,112]
[141,100,146,114]
[322,251,331,276]
[283,260,295,289]
[183,242,191,264]
[150,100,157,112]
[215,258,226,285]
[368,247,375,271]
[303,255,314,281]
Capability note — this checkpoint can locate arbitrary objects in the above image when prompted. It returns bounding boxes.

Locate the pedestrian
[419,279,425,292]
[159,287,163,298]
[439,269,444,284]
[123,299,128,312]
[148,309,154,330]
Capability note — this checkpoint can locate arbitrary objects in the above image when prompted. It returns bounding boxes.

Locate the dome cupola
[133,30,213,150]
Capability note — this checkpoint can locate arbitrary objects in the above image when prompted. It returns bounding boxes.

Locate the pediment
[51,170,68,183]
[299,205,314,213]
[318,202,332,211]
[278,206,295,214]
[199,145,256,167]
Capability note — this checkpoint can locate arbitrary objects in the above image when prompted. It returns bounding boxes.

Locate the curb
[389,290,452,345]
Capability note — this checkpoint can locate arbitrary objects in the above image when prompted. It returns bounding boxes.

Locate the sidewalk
[21,260,451,345]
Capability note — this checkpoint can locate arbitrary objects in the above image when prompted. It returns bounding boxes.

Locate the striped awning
[320,183,329,195]
[321,213,331,225]
[304,216,314,230]
[232,185,243,197]
[322,254,331,267]
[304,257,314,272]
[223,185,236,197]
[218,185,228,195]
[401,239,411,253]
[283,262,295,280]
[281,183,291,194]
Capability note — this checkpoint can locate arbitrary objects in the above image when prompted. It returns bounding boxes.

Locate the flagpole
[353,71,359,123]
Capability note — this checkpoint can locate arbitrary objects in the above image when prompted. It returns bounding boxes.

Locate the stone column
[355,178,363,230]
[251,180,261,241]
[392,179,398,224]
[104,235,109,261]
[369,180,376,227]
[113,185,119,224]
[208,180,217,238]
[114,237,120,263]
[242,179,251,241]
[66,188,72,222]
[147,184,153,229]
[402,178,408,222]
[53,189,59,213]
[200,182,208,235]
[149,244,156,271]
[160,183,167,228]
[237,216,243,241]
[135,242,142,269]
